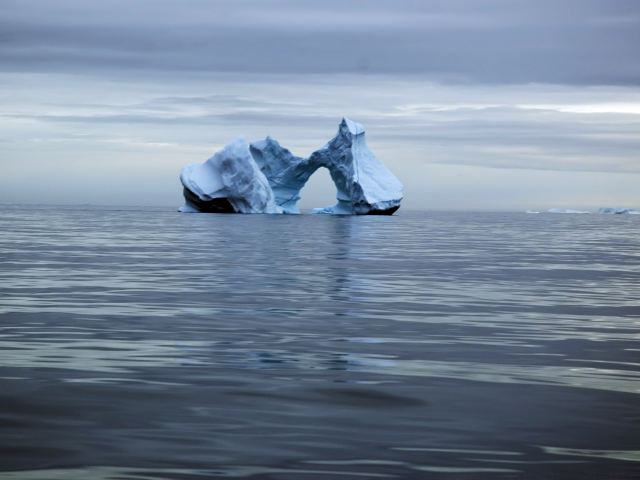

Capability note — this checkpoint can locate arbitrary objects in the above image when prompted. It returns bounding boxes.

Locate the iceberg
[525,210,539,214]
[598,207,640,214]
[548,208,591,214]
[179,118,403,215]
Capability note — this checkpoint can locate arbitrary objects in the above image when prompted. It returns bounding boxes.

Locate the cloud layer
[2,0,639,84]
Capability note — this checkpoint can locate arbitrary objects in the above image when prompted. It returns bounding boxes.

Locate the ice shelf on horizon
[178,118,403,215]
[598,207,640,214]
[548,208,592,214]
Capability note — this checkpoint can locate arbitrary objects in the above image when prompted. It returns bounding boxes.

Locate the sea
[1,205,639,479]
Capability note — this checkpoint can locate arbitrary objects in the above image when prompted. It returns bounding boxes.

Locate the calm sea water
[1,205,640,479]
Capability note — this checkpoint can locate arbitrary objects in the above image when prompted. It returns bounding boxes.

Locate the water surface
[1,206,640,479]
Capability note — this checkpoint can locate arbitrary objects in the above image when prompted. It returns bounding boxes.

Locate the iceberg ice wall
[178,136,281,214]
[179,118,403,215]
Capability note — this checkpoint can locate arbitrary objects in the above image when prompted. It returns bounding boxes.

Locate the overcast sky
[1,0,639,210]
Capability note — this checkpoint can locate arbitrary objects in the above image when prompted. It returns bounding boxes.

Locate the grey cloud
[1,0,639,85]
[5,91,639,174]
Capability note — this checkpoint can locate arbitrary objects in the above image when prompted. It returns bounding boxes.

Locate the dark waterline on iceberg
[1,206,640,479]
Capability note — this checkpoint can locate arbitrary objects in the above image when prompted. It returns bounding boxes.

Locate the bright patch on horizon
[518,103,640,115]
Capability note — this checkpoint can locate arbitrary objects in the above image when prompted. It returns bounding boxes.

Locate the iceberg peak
[342,117,365,136]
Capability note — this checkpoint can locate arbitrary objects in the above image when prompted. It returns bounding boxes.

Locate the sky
[1,0,639,211]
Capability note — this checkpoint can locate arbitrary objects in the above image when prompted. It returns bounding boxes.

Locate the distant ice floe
[525,210,539,214]
[548,208,591,214]
[546,208,639,215]
[598,207,640,215]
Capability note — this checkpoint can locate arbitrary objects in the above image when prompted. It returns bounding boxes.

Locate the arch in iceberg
[250,118,402,215]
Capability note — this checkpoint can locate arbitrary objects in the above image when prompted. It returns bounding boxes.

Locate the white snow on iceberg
[598,207,640,214]
[179,118,403,215]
